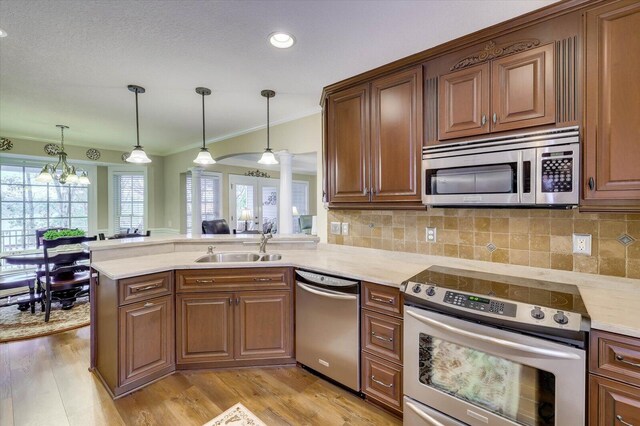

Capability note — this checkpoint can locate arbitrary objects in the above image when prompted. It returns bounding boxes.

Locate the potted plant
[42,228,86,240]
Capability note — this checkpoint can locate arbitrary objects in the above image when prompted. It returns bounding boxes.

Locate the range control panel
[444,291,517,318]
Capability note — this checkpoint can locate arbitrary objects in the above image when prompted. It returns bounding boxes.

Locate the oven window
[419,333,555,425]
[425,163,517,195]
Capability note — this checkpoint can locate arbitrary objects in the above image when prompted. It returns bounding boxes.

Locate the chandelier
[35,125,91,185]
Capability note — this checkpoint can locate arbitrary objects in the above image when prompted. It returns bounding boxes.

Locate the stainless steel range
[401,266,589,426]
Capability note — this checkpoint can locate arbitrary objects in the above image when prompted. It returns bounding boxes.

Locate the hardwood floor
[0,327,401,425]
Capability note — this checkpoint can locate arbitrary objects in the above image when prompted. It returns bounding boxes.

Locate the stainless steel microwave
[422,127,580,207]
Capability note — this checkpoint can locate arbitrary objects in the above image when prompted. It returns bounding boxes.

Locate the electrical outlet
[426,227,437,243]
[572,233,592,255]
[341,222,349,236]
[330,222,341,235]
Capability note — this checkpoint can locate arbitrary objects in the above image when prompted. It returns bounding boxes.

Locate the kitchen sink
[195,252,282,263]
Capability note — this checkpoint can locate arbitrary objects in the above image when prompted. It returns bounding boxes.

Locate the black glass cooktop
[406,265,589,318]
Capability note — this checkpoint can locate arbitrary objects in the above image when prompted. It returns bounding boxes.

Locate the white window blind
[186,172,222,233]
[113,172,145,233]
[0,163,89,252]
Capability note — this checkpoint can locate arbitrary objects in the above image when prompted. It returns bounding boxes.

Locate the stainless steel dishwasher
[295,269,360,392]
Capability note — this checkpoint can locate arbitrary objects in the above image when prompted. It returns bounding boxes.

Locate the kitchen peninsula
[88,234,640,406]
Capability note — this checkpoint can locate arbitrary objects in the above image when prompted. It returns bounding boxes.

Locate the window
[0,163,89,251]
[112,172,145,233]
[186,172,222,233]
[292,181,309,233]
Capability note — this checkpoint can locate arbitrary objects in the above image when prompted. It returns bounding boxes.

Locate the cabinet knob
[588,177,595,191]
[492,113,497,124]
[481,114,487,126]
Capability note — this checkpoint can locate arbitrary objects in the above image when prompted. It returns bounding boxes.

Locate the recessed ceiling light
[269,32,295,49]
[0,28,7,38]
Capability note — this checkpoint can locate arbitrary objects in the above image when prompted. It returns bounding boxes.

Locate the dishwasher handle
[296,282,358,301]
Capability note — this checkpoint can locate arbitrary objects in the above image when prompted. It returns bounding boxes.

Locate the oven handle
[405,400,446,426]
[406,310,581,360]
[296,282,357,301]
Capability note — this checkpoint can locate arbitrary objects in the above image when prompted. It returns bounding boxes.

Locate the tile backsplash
[327,209,640,279]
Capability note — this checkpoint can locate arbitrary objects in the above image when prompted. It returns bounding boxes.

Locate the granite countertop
[90,241,640,339]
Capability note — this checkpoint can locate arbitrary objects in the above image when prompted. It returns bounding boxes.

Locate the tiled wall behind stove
[327,209,640,279]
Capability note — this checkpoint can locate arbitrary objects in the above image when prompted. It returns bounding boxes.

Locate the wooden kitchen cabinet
[438,43,554,140]
[118,295,174,389]
[325,66,423,207]
[175,268,295,369]
[438,63,490,140]
[582,0,640,211]
[176,294,234,364]
[589,330,640,426]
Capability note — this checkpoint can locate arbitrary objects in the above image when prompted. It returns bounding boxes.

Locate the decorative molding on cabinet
[556,35,578,124]
[424,77,438,144]
[450,39,541,71]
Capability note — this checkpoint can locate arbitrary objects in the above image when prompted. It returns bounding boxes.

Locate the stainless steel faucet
[207,245,215,255]
[259,233,272,253]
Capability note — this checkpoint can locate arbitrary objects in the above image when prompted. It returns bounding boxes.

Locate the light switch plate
[426,227,437,242]
[330,222,341,235]
[572,233,592,255]
[341,222,349,236]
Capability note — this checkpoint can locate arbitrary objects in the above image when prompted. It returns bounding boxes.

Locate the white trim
[108,165,148,235]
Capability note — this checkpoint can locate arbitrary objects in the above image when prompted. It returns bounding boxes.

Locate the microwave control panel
[541,152,574,193]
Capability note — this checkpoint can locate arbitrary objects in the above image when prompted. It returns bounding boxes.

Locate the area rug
[0,295,90,343]
[203,403,267,426]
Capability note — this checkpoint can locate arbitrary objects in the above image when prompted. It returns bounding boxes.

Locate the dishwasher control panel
[296,270,359,288]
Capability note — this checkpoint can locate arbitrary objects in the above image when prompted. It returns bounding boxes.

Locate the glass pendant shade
[78,171,91,185]
[258,149,278,165]
[126,146,152,163]
[193,148,216,165]
[35,165,53,183]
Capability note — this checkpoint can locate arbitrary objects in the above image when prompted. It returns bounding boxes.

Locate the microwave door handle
[517,151,524,204]
[406,309,581,360]
[520,149,536,205]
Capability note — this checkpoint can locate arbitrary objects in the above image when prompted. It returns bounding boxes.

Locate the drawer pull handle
[132,284,160,293]
[371,296,394,304]
[481,114,487,126]
[492,112,497,124]
[371,332,393,342]
[371,375,393,388]
[253,278,273,282]
[615,354,640,369]
[195,279,214,284]
[616,415,633,426]
[143,302,154,307]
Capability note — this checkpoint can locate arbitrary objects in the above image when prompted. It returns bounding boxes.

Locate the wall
[3,137,165,232]
[162,113,325,237]
[328,208,640,279]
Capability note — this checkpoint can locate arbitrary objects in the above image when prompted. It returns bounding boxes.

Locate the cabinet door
[491,43,555,132]
[327,83,371,202]
[583,1,640,207]
[235,291,292,360]
[371,66,423,202]
[118,295,174,388]
[438,63,490,140]
[589,375,640,426]
[176,294,234,364]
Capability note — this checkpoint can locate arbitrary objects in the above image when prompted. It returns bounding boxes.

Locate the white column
[190,167,202,237]
[278,150,293,234]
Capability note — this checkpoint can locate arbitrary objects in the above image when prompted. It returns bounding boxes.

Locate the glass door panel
[260,183,278,234]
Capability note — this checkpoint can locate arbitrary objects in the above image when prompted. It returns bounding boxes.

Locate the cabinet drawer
[362,352,402,412]
[118,272,173,305]
[589,374,640,426]
[362,282,403,318]
[590,330,640,387]
[176,268,290,293]
[362,310,402,364]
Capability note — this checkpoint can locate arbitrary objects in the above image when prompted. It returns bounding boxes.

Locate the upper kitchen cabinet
[438,43,555,141]
[325,66,423,207]
[326,83,370,203]
[438,63,490,140]
[582,0,640,211]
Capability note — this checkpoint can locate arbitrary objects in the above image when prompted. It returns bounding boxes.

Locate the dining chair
[41,235,97,322]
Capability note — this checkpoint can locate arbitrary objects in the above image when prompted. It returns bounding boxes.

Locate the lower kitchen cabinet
[119,295,174,388]
[589,329,640,425]
[362,352,403,414]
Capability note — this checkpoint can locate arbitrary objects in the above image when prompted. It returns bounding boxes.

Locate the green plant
[42,228,86,240]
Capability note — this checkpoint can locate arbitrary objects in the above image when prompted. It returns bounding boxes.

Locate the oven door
[423,149,536,206]
[404,306,585,426]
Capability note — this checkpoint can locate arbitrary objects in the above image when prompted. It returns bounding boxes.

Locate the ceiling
[0,0,556,155]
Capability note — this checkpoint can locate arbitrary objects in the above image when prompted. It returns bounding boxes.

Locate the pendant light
[258,89,278,165]
[125,84,152,164]
[193,87,216,165]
